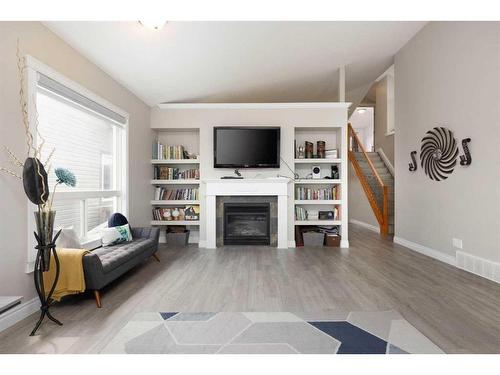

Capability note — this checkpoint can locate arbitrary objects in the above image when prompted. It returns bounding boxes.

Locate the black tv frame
[213,126,281,169]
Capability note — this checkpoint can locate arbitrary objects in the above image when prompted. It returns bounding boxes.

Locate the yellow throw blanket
[43,248,89,302]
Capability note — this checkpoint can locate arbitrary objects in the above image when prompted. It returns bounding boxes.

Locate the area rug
[101,311,444,354]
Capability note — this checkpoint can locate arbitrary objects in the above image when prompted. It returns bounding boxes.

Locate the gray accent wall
[0,22,152,301]
[394,22,500,262]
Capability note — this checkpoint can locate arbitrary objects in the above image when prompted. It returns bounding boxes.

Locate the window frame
[25,56,129,273]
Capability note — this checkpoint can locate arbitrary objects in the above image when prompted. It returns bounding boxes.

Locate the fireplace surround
[203,178,289,248]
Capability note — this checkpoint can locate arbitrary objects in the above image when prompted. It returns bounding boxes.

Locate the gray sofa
[83,227,160,307]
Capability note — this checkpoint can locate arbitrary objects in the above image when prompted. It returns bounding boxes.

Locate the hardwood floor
[1,224,499,353]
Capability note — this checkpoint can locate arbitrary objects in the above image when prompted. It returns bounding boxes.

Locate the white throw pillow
[54,227,81,249]
[101,224,133,246]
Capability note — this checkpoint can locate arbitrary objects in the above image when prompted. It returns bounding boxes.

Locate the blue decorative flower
[54,168,76,187]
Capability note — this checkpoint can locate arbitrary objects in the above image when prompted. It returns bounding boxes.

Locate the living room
[1,1,500,373]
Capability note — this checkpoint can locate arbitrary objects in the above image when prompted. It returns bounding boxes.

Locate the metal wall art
[408,126,472,182]
[420,127,459,181]
[408,151,418,171]
[459,138,472,166]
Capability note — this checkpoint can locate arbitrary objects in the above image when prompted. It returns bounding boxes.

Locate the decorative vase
[305,141,314,158]
[34,210,56,272]
[30,209,63,336]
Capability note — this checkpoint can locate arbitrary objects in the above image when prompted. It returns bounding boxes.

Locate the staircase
[352,152,394,234]
[348,123,394,236]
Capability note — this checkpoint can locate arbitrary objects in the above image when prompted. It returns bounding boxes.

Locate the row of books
[152,206,200,221]
[153,166,200,180]
[154,187,199,201]
[295,186,339,200]
[152,142,191,160]
[295,206,308,221]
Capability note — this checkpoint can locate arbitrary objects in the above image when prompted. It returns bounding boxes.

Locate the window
[26,57,128,266]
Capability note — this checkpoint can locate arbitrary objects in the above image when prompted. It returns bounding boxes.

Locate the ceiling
[45,21,426,107]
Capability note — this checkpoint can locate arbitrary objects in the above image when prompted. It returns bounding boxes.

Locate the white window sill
[81,235,102,250]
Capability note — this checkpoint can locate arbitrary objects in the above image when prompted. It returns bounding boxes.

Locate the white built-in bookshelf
[150,128,201,232]
[293,126,347,244]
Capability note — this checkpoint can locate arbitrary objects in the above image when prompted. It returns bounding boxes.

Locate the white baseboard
[287,240,296,248]
[456,251,500,284]
[0,297,40,333]
[393,236,456,266]
[349,219,380,234]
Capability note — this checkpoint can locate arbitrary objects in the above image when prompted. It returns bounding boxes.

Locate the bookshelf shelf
[294,200,341,205]
[151,159,200,164]
[294,158,341,164]
[151,200,200,205]
[294,220,342,226]
[151,179,200,185]
[294,179,341,184]
[150,220,200,226]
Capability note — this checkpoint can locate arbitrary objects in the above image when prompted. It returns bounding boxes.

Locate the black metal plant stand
[29,229,63,336]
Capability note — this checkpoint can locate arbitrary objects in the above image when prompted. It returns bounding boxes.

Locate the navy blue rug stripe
[309,321,388,354]
[160,312,178,320]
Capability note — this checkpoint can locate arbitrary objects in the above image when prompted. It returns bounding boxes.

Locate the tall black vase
[30,210,63,336]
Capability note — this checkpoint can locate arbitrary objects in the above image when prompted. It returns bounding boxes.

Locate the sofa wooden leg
[93,290,102,308]
[152,253,160,262]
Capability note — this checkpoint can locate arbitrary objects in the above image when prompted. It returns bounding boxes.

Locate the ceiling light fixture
[139,20,166,30]
[357,108,367,114]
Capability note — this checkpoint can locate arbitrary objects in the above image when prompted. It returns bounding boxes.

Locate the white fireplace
[203,178,290,249]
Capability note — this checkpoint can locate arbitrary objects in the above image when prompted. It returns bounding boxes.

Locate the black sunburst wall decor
[420,127,459,181]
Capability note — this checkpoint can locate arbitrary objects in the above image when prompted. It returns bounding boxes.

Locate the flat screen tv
[214,127,280,168]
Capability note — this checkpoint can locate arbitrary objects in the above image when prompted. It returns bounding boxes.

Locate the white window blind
[35,78,126,236]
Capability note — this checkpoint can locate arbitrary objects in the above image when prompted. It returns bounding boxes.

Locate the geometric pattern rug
[101,311,444,354]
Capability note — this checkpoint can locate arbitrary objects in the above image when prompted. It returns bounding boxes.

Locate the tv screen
[214,127,280,168]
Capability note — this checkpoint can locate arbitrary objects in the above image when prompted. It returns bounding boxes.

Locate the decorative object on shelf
[420,127,459,181]
[312,166,321,179]
[408,151,418,172]
[319,211,334,220]
[172,208,181,220]
[325,149,338,159]
[0,45,77,335]
[331,165,339,179]
[459,138,472,166]
[305,141,314,158]
[316,141,326,158]
[185,205,200,221]
[297,146,305,159]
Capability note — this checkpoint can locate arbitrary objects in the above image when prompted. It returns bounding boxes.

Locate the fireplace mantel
[202,178,290,248]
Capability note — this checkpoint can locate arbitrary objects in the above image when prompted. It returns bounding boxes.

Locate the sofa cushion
[91,238,155,273]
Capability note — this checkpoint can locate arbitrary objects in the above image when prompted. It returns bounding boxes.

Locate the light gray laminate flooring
[0,224,499,353]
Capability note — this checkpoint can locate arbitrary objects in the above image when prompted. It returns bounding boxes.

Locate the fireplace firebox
[223,203,271,245]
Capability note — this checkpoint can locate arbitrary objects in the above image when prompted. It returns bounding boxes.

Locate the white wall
[374,76,395,164]
[395,22,500,262]
[0,22,152,302]
[150,106,348,245]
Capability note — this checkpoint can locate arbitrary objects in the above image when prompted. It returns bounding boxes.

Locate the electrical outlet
[452,238,463,249]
